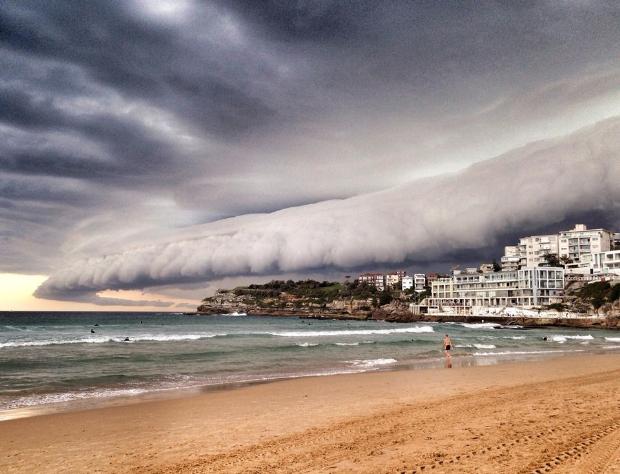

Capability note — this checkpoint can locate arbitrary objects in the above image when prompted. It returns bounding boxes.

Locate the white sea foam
[504,336,526,340]
[551,335,593,343]
[296,342,319,347]
[347,358,397,368]
[455,344,472,348]
[270,326,433,337]
[474,349,585,356]
[335,342,359,346]
[473,344,496,349]
[459,323,500,330]
[605,337,620,342]
[0,333,223,348]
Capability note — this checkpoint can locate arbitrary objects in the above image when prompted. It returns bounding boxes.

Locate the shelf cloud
[35,117,620,303]
[2,1,620,306]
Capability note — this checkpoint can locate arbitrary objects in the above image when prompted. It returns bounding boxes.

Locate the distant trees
[492,259,502,272]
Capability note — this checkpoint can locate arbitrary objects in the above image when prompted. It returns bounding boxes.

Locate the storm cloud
[1,1,619,305]
[35,117,620,303]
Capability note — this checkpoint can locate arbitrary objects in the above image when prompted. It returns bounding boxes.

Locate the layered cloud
[2,2,620,306]
[35,117,620,303]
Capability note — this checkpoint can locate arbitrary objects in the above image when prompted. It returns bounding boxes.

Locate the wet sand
[1,353,619,473]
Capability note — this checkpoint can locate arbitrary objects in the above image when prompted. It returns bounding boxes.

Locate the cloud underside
[35,117,620,304]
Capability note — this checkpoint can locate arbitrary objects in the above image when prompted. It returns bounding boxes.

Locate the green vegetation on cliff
[573,281,620,309]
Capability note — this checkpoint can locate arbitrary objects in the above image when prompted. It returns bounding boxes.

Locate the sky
[1,1,620,310]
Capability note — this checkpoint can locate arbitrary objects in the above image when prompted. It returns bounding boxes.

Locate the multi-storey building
[414,274,426,292]
[501,245,522,271]
[385,271,406,289]
[401,275,414,290]
[518,234,559,267]
[592,250,620,276]
[358,272,385,291]
[428,267,564,308]
[559,224,614,264]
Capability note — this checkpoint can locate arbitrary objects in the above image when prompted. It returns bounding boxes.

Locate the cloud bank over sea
[35,118,620,304]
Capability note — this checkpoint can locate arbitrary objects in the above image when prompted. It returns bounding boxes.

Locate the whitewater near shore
[1,353,619,473]
[2,312,619,415]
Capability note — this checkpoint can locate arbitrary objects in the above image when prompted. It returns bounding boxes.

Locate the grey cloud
[35,117,620,302]
[2,0,620,286]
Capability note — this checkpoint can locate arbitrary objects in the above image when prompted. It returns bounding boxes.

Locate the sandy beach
[1,353,619,473]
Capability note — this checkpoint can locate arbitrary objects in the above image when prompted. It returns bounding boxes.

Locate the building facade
[385,271,406,289]
[401,275,414,290]
[558,224,614,264]
[414,274,426,292]
[428,267,564,308]
[359,272,385,291]
[592,250,620,276]
[518,234,559,267]
[501,245,522,271]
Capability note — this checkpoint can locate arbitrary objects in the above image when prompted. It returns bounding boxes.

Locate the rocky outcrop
[197,289,374,319]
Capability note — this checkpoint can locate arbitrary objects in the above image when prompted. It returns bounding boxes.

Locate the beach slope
[1,354,619,473]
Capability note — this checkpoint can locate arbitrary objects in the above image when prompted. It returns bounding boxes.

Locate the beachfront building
[414,273,426,292]
[592,250,620,276]
[501,245,522,271]
[558,224,614,264]
[401,275,414,290]
[518,234,559,267]
[428,267,564,308]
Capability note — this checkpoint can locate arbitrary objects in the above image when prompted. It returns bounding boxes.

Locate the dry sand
[1,353,619,473]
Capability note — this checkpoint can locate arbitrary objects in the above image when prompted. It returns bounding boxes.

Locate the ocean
[1,312,619,418]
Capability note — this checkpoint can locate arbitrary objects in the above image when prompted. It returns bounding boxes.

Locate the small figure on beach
[542,336,548,341]
[124,337,130,342]
[94,323,99,327]
[90,329,95,334]
[443,334,452,368]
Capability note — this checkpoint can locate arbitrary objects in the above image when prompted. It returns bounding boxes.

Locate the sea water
[1,312,619,416]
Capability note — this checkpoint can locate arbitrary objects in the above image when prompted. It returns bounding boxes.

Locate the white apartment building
[558,224,614,264]
[518,234,559,267]
[593,250,620,276]
[401,275,414,290]
[501,246,521,271]
[414,273,426,292]
[428,267,564,308]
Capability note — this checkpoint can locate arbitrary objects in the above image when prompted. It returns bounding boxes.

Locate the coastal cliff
[197,278,620,329]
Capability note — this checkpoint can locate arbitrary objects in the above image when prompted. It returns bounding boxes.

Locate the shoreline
[192,309,620,329]
[1,353,619,473]
[2,343,618,422]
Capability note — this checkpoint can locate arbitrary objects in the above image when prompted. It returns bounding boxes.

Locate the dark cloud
[35,117,620,301]
[0,1,619,306]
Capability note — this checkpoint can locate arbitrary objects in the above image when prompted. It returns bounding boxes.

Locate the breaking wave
[551,335,593,343]
[269,326,434,337]
[347,358,397,368]
[0,333,223,348]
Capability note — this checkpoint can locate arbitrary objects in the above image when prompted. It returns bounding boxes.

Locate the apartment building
[592,250,620,276]
[358,272,385,291]
[428,267,564,308]
[401,275,414,290]
[414,273,426,292]
[385,271,406,289]
[500,246,521,271]
[518,234,559,267]
[558,224,614,264]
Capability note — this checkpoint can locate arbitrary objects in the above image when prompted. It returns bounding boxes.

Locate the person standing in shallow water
[443,334,452,368]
